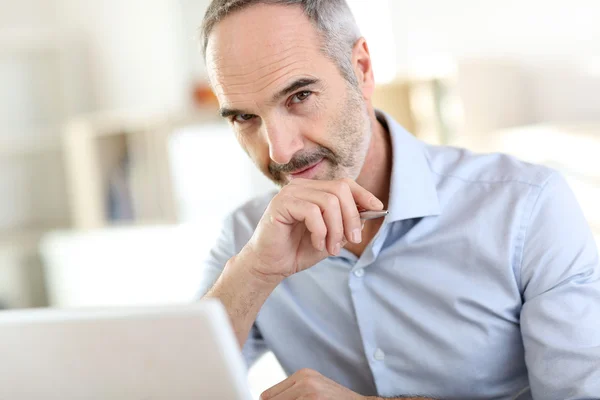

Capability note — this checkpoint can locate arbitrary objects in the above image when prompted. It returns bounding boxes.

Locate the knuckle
[332,180,347,194]
[330,218,344,232]
[333,228,344,239]
[338,180,352,193]
[311,218,326,231]
[324,193,339,209]
[313,223,327,237]
[279,184,296,197]
[275,190,293,203]
[298,378,319,392]
[278,195,299,210]
[297,368,315,378]
[291,196,306,208]
[308,203,321,216]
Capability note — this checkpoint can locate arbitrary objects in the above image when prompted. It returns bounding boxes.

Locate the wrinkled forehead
[205,4,330,105]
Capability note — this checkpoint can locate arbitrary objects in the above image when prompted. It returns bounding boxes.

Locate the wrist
[228,247,284,290]
[205,249,281,348]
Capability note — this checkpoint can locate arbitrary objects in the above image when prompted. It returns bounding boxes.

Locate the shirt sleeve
[197,213,270,368]
[519,172,600,400]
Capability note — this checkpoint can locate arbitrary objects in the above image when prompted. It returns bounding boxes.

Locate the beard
[268,84,372,186]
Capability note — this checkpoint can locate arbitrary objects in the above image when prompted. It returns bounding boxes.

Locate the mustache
[269,147,337,176]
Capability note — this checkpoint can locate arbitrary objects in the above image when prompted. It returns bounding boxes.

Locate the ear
[351,38,375,101]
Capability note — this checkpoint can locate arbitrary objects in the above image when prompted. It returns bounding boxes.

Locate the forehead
[205,4,335,104]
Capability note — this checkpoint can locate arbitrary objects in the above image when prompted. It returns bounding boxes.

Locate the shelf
[65,107,219,138]
[0,225,67,250]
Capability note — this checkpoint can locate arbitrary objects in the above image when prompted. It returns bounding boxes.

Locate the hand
[260,368,364,400]
[240,178,384,283]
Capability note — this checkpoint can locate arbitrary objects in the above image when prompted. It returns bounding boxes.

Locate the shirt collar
[376,110,441,222]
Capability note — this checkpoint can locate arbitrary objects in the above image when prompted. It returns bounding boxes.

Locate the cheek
[305,124,328,148]
[236,131,271,171]
[299,100,332,145]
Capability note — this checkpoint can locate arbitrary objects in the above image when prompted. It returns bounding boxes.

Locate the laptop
[0,299,253,400]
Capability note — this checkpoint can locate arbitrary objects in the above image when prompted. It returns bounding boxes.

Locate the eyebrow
[218,78,320,119]
[219,107,247,119]
[271,78,319,103]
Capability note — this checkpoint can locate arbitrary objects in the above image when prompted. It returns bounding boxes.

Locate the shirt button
[374,348,385,361]
[353,268,365,277]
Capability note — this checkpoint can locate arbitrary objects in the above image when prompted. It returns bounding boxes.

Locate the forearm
[365,397,437,400]
[203,251,280,347]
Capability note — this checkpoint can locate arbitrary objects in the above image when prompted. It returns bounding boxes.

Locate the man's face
[206,4,372,186]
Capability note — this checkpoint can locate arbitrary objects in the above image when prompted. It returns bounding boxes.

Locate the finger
[260,376,296,400]
[297,182,360,245]
[340,177,384,210]
[268,383,309,400]
[265,369,324,400]
[293,178,384,212]
[280,197,328,252]
[286,188,345,254]
[325,180,362,244]
[291,179,381,244]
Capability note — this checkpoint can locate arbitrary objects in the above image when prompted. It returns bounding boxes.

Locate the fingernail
[333,243,341,255]
[370,197,384,209]
[319,240,325,251]
[351,228,362,243]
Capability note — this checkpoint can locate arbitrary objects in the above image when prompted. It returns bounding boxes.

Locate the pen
[359,210,389,220]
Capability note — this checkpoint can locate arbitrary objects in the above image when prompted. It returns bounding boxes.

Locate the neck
[355,109,393,208]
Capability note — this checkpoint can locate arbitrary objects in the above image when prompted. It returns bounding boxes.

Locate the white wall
[178,0,211,83]
[385,0,600,128]
[57,0,190,112]
[9,0,597,116]
[0,0,71,232]
[2,0,195,114]
[171,0,600,108]
[0,0,60,27]
[389,0,600,69]
[528,62,600,123]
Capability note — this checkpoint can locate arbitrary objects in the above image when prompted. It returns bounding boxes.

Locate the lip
[290,159,324,179]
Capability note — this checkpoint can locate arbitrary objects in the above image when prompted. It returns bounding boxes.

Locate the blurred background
[1,0,599,395]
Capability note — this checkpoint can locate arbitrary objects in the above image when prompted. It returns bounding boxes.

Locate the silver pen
[359,210,389,220]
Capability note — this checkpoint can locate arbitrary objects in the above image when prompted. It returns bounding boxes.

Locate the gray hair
[200,0,362,85]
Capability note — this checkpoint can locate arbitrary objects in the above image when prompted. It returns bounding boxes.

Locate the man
[197,1,600,399]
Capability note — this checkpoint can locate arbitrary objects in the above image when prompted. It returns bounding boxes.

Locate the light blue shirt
[198,111,600,400]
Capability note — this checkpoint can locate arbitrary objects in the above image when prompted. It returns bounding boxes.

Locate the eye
[290,91,312,105]
[233,114,256,123]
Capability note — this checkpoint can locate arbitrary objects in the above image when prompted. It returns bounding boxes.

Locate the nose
[263,117,304,165]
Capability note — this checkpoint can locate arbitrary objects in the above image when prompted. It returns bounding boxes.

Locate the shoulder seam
[427,156,552,188]
[429,168,551,188]
[514,171,558,293]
